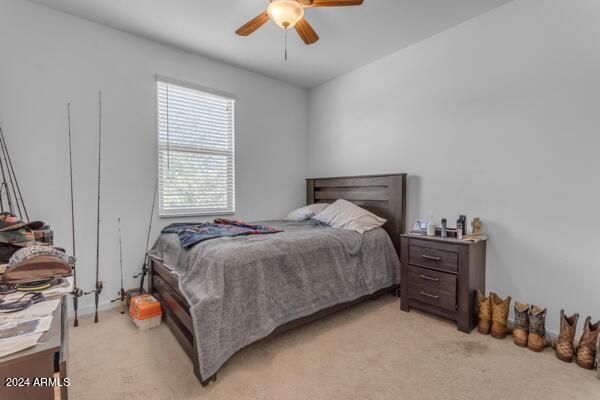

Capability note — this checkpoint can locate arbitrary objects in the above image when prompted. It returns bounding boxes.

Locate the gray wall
[2,0,598,334]
[308,0,600,333]
[0,0,308,314]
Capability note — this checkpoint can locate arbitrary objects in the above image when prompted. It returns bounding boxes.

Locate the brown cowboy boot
[477,290,492,335]
[596,334,600,379]
[575,317,599,369]
[527,305,547,352]
[555,310,579,362]
[491,293,511,339]
[513,302,529,347]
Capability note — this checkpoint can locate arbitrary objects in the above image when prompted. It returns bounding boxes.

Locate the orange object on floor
[129,294,162,320]
[129,294,163,330]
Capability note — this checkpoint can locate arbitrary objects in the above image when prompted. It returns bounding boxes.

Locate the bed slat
[153,275,194,332]
[315,189,389,201]
[314,176,389,188]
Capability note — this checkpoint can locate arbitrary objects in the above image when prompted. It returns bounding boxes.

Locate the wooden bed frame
[148,173,407,386]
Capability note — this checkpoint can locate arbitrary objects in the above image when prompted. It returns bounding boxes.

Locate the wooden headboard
[306,174,407,252]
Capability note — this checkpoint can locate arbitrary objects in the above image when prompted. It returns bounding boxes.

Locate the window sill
[159,211,235,218]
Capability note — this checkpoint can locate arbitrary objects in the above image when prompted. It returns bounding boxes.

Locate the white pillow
[287,203,330,221]
[312,199,386,234]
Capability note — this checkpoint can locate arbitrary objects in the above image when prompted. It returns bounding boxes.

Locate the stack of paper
[0,317,52,340]
[0,299,59,358]
[0,332,43,358]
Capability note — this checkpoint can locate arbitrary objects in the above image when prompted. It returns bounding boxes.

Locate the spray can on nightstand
[440,218,448,238]
[458,215,467,236]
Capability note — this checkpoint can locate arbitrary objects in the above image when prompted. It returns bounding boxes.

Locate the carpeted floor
[69,295,597,400]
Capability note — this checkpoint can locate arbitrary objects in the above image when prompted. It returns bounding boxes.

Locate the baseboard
[73,303,561,341]
[75,300,119,317]
[507,318,558,342]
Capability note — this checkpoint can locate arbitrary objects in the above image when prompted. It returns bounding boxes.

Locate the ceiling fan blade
[295,18,319,45]
[235,11,269,36]
[307,0,364,7]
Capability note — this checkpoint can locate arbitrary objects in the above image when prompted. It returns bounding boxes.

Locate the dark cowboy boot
[555,310,579,362]
[477,290,492,335]
[527,305,547,352]
[491,293,511,339]
[575,317,599,369]
[513,302,529,347]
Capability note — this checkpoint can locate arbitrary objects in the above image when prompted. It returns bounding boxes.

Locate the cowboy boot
[554,310,579,362]
[596,333,600,379]
[575,316,599,369]
[527,305,547,352]
[513,302,529,347]
[491,293,511,339]
[477,290,492,335]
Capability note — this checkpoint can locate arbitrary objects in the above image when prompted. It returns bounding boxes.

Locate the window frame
[155,76,236,218]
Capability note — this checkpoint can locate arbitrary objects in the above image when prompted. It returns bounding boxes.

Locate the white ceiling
[29,0,512,88]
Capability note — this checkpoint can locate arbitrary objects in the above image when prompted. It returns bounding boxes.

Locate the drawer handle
[419,274,440,282]
[420,291,439,300]
[422,254,441,261]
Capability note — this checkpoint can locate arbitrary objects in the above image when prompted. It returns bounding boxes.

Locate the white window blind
[157,80,235,216]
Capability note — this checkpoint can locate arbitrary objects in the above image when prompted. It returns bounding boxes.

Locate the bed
[147,173,407,385]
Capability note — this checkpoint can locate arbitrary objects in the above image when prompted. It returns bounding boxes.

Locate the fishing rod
[0,136,14,216]
[111,218,126,314]
[133,179,158,293]
[85,90,104,323]
[0,133,22,220]
[67,103,84,327]
[0,127,28,221]
[93,90,104,323]
[0,183,5,212]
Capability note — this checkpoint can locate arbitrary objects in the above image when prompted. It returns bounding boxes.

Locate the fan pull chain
[284,28,288,61]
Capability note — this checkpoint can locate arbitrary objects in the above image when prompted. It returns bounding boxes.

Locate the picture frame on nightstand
[412,219,428,234]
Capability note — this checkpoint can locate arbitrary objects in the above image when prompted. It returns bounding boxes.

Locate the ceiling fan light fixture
[267,0,304,29]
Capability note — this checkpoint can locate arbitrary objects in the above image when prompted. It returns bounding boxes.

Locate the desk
[0,295,68,400]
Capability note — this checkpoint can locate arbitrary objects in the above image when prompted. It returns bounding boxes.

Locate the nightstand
[400,234,487,333]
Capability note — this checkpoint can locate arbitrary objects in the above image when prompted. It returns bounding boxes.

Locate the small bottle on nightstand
[426,220,436,236]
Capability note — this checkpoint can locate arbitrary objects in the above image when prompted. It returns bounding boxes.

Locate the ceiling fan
[235,0,364,47]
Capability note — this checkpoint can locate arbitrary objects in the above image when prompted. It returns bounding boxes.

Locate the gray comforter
[149,220,400,379]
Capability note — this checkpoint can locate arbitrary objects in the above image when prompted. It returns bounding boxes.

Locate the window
[157,80,235,216]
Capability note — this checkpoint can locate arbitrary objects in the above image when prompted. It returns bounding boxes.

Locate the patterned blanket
[162,219,282,249]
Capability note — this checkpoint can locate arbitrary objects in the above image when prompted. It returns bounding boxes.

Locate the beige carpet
[69,295,597,400]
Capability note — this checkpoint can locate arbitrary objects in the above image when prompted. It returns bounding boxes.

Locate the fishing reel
[110,288,126,314]
[71,286,84,327]
[133,262,148,283]
[84,281,103,296]
[83,280,103,323]
[128,264,148,308]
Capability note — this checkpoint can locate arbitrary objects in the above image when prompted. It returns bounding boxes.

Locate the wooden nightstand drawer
[408,284,456,312]
[409,244,458,273]
[407,265,456,293]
